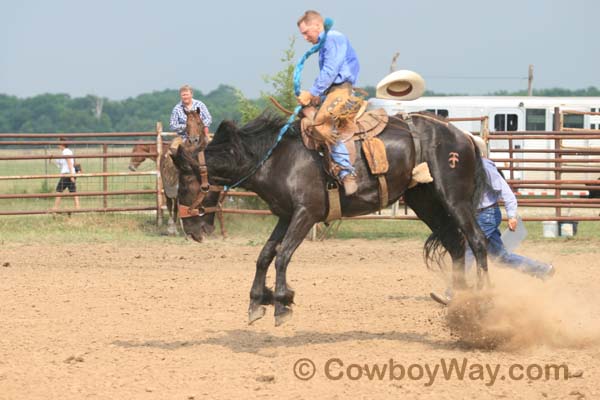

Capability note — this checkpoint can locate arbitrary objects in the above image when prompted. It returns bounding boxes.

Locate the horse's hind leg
[272,208,316,326]
[450,204,489,289]
[248,217,289,324]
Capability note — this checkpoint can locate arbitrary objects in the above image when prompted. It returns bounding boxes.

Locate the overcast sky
[1,0,598,99]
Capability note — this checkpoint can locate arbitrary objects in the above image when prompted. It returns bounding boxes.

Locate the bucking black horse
[170,112,489,326]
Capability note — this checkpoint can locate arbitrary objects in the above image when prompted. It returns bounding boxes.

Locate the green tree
[202,84,243,129]
[235,89,262,125]
[237,36,298,124]
[262,36,297,113]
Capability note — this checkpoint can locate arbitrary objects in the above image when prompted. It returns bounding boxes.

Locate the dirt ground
[1,237,599,400]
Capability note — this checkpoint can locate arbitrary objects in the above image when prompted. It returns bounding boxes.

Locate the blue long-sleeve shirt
[169,99,212,135]
[309,30,360,97]
[480,158,518,218]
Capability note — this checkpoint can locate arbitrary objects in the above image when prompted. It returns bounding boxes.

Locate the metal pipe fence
[0,125,163,220]
[2,111,599,226]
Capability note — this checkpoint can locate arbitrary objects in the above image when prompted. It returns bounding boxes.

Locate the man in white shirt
[53,137,80,211]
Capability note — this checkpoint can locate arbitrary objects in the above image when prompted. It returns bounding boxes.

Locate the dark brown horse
[128,142,170,172]
[128,108,221,238]
[170,112,489,326]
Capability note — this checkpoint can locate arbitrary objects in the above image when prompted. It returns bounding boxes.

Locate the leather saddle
[300,109,434,221]
[301,107,389,178]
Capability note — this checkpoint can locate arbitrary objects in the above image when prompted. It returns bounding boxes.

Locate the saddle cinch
[300,102,433,222]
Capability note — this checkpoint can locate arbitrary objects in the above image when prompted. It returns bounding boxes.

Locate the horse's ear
[195,107,200,115]
[183,107,190,115]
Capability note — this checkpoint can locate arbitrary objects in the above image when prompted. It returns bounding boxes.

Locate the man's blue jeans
[331,140,354,179]
[466,206,552,278]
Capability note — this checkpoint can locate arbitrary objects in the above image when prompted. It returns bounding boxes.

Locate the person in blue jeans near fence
[467,164,554,279]
[469,146,555,278]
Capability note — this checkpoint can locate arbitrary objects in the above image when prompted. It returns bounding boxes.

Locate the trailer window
[526,109,546,131]
[591,108,599,130]
[425,109,449,118]
[494,114,518,131]
[563,114,584,129]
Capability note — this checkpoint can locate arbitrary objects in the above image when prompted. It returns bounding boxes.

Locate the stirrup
[342,174,358,196]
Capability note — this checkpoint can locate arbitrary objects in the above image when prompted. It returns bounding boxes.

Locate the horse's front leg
[216,210,227,239]
[166,197,178,236]
[248,217,289,324]
[273,209,316,326]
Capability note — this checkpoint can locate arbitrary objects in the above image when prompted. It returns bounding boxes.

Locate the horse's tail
[471,144,489,211]
[423,220,463,270]
[422,134,487,270]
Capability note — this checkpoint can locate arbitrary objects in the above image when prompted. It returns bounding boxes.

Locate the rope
[224,18,334,191]
[293,17,334,95]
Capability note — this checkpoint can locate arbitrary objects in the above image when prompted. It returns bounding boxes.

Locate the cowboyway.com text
[292,357,569,385]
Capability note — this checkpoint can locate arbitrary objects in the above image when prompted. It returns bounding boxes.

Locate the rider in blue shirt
[297,10,360,195]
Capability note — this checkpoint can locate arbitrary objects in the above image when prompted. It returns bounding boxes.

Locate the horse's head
[128,143,149,171]
[184,108,208,147]
[170,142,219,242]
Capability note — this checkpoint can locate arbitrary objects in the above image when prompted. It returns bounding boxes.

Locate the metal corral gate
[0,125,165,222]
[486,108,600,221]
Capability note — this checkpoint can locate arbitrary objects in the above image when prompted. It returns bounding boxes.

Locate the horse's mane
[207,111,300,168]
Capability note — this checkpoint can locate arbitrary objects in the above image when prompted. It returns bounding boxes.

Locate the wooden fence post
[553,107,562,219]
[156,122,164,227]
[481,116,489,146]
[102,144,108,209]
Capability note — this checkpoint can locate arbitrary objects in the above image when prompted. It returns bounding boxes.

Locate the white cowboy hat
[375,70,426,101]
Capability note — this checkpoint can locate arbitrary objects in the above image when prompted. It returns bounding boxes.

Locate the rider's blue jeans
[466,205,552,278]
[331,140,354,179]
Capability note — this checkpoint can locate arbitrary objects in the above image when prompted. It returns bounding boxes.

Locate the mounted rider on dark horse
[168,11,490,326]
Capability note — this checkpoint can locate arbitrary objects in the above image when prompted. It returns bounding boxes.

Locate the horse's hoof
[248,305,266,325]
[274,308,293,327]
[430,291,450,306]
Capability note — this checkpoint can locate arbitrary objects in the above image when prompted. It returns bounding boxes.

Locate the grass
[2,212,600,246]
[2,148,600,245]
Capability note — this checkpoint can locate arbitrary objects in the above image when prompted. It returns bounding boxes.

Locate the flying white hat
[375,70,426,101]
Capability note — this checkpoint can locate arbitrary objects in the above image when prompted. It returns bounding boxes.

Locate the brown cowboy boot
[342,174,358,196]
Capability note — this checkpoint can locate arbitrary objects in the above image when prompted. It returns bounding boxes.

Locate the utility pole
[527,64,534,96]
[94,96,104,120]
[390,52,399,73]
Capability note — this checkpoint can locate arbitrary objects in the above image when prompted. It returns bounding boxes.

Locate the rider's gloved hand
[297,90,312,106]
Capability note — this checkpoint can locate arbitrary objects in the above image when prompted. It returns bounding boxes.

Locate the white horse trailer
[368,96,600,131]
[368,96,600,195]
